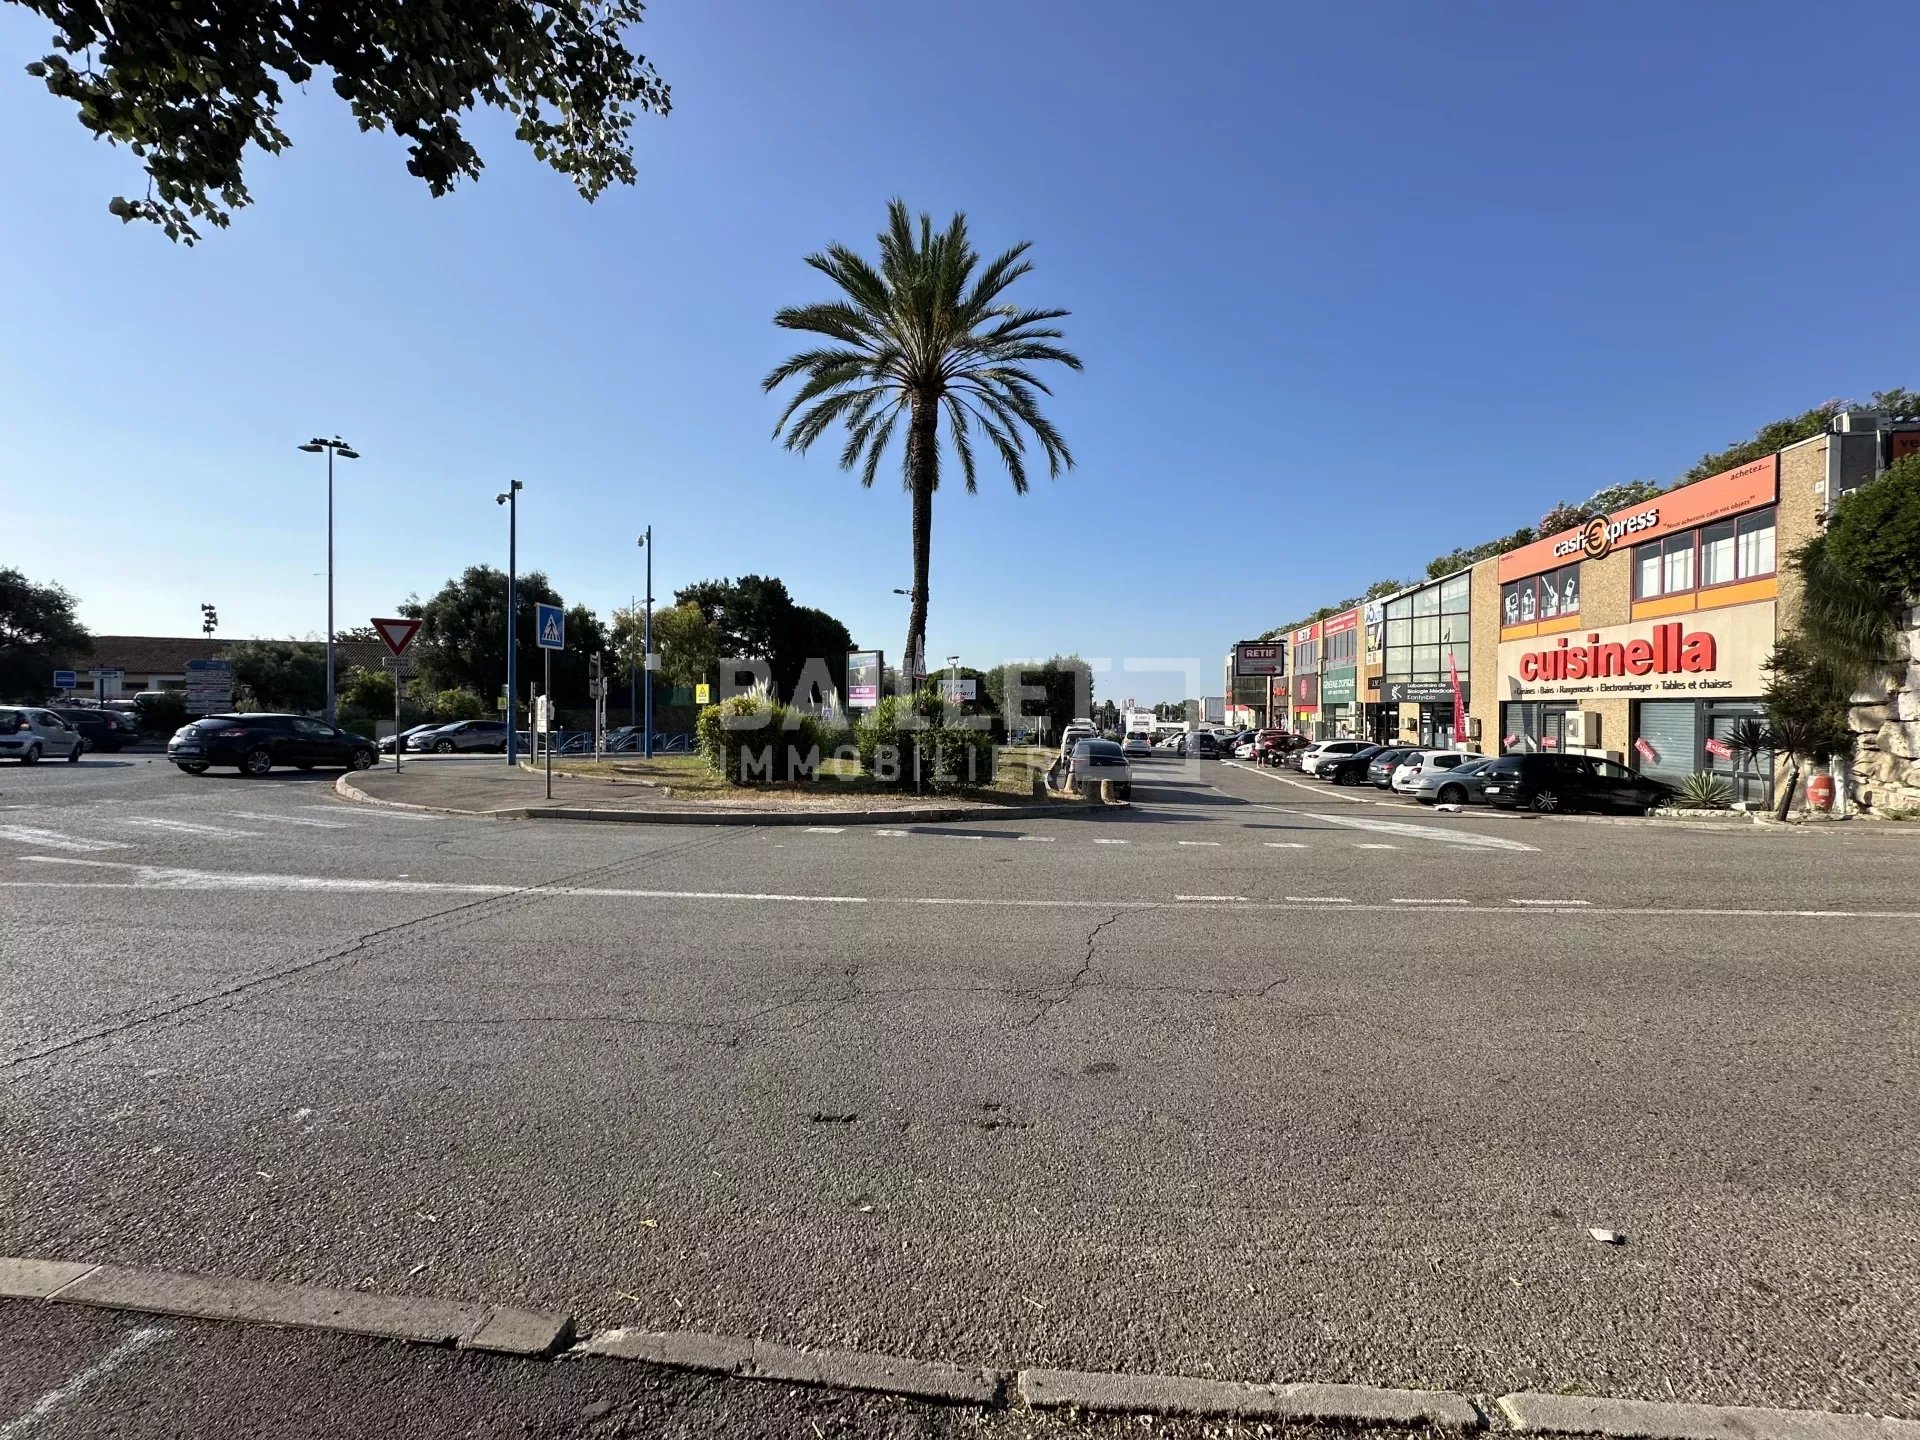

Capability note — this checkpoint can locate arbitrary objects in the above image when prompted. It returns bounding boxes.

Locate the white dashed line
[804,827,846,834]
[1353,843,1397,850]
[1175,894,1247,902]
[1016,835,1054,843]
[1093,838,1129,845]
[1176,840,1222,847]
[220,811,350,829]
[1392,898,1468,905]
[1285,896,1352,904]
[875,829,908,837]
[1263,842,1307,849]
[1509,898,1591,906]
[125,818,262,838]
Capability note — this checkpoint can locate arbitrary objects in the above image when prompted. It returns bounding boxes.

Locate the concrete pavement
[1,749,1916,1423]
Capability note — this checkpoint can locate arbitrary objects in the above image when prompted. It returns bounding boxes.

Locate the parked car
[416,719,511,753]
[167,714,377,775]
[1390,748,1484,794]
[1299,739,1372,776]
[1481,753,1679,814]
[1366,746,1420,788]
[1122,734,1154,760]
[0,706,86,763]
[1176,731,1226,758]
[1060,723,1098,753]
[379,723,446,754]
[1067,738,1133,800]
[1410,756,1499,805]
[51,706,137,752]
[1317,744,1389,785]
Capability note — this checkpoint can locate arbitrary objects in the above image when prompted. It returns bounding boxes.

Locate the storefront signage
[846,650,883,710]
[1635,737,1658,761]
[1704,736,1733,759]
[1500,457,1778,583]
[1321,610,1358,636]
[1321,669,1357,705]
[1498,603,1774,702]
[1292,673,1318,709]
[1234,641,1283,677]
[1363,601,1385,663]
[1382,680,1463,704]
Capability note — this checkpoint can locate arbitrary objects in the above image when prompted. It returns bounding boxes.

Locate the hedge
[854,695,995,791]
[695,695,846,785]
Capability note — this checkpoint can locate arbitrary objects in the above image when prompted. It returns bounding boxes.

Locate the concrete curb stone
[0,1257,99,1299]
[1498,1392,1920,1440]
[1018,1368,1481,1428]
[575,1330,1006,1404]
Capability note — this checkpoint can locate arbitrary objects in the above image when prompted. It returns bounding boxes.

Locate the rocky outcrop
[1851,612,1920,813]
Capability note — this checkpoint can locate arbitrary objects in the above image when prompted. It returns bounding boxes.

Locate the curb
[335,774,1106,827]
[5,1257,1917,1436]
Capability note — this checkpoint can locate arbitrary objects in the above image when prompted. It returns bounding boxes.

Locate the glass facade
[1634,507,1776,601]
[1385,573,1470,683]
[1501,562,1581,628]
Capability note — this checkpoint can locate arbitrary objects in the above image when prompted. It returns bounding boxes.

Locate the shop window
[1385,646,1411,681]
[1413,587,1440,617]
[1635,508,1776,600]
[1502,563,1580,628]
[1440,573,1470,613]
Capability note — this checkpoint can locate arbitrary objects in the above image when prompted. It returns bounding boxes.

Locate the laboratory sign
[1498,603,1774,702]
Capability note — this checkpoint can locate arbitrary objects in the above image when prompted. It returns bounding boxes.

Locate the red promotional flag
[1447,647,1466,742]
[1635,737,1658,761]
[1704,736,1732,759]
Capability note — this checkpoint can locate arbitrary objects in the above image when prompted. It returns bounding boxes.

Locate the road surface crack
[1018,906,1141,1027]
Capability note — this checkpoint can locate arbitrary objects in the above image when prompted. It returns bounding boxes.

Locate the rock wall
[1850,609,1920,814]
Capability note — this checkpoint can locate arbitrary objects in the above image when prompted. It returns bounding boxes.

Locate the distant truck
[1201,696,1226,725]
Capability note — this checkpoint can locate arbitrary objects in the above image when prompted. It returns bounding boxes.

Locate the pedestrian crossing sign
[536,603,565,651]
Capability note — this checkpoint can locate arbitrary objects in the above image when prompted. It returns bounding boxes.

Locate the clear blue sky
[3,1,1915,703]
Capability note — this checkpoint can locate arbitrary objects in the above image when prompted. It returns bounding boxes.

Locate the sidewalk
[338,761,1099,826]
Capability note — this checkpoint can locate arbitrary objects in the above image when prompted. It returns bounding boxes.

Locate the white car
[0,706,87,764]
[1390,748,1483,793]
[1300,739,1371,775]
[1122,734,1153,759]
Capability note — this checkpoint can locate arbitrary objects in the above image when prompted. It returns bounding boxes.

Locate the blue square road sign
[536,603,565,650]
[53,670,76,690]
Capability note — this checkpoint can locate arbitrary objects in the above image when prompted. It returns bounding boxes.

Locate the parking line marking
[220,811,350,829]
[0,1324,169,1440]
[1303,812,1537,852]
[804,827,846,834]
[124,818,262,838]
[1392,898,1468,905]
[0,825,129,853]
[1509,898,1591,906]
[1176,840,1222,847]
[1353,842,1397,849]
[1285,896,1352,904]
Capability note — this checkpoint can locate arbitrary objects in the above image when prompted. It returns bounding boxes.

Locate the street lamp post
[497,481,523,764]
[637,528,654,759]
[297,436,359,725]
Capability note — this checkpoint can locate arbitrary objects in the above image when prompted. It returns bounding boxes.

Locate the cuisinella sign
[1552,506,1660,560]
[1518,624,1716,682]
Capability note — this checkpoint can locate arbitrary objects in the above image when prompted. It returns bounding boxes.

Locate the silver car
[1410,756,1497,806]
[414,719,510,753]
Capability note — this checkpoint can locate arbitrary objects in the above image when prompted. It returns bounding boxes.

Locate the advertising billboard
[1233,642,1284,678]
[847,650,883,710]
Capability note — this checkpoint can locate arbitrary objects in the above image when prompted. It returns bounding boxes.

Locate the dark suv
[1480,753,1677,815]
[168,714,377,776]
[51,706,137,753]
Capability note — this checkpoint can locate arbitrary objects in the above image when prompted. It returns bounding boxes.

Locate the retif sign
[1233,641,1284,678]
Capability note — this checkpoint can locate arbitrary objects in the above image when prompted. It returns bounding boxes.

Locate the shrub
[1677,771,1733,810]
[134,690,188,735]
[855,695,994,791]
[695,694,835,785]
[429,688,487,722]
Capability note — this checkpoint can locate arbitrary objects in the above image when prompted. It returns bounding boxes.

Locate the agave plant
[1678,771,1733,810]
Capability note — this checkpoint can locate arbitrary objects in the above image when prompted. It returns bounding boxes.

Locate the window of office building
[1501,562,1581,628]
[1634,508,1776,601]
[1384,579,1469,682]
[1323,625,1356,667]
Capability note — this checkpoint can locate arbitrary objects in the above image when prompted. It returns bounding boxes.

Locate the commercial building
[1265,406,1918,807]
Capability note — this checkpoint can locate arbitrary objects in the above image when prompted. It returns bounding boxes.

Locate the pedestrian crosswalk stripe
[220,811,350,829]
[125,818,262,838]
[0,824,129,852]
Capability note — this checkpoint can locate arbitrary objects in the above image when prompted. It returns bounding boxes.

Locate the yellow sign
[695,683,711,704]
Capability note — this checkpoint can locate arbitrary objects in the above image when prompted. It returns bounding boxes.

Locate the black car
[51,706,138,753]
[1318,744,1388,786]
[1366,746,1419,787]
[1177,731,1226,758]
[1480,753,1678,815]
[167,713,378,776]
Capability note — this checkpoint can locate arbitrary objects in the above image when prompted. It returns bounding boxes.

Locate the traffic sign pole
[545,649,553,800]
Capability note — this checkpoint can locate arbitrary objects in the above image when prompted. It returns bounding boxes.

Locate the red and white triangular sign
[372,617,421,656]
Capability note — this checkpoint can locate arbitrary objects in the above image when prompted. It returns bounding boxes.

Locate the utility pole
[297,436,359,724]
[637,528,654,759]
[200,603,218,638]
[496,481,523,764]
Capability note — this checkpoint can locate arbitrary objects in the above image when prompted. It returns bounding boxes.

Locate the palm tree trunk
[1774,759,1800,822]
[904,395,937,684]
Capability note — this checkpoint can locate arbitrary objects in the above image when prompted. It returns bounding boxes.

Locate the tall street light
[298,436,359,724]
[497,480,523,764]
[637,527,654,759]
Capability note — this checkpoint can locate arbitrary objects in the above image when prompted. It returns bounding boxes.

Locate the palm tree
[764,199,1082,684]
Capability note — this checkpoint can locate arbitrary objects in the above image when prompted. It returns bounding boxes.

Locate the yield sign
[372,616,422,657]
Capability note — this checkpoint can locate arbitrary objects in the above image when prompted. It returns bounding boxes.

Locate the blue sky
[3,1,1915,704]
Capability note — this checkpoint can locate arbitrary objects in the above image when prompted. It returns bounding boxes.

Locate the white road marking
[1392,898,1468,905]
[1176,840,1222,847]
[934,832,984,840]
[302,805,437,821]
[1353,843,1397,849]
[1176,894,1246,901]
[220,811,351,829]
[1016,835,1054,842]
[1263,842,1307,849]
[0,1324,169,1440]
[1303,812,1537,852]
[1093,838,1129,845]
[875,829,908,837]
[8,860,1920,923]
[804,827,846,834]
[0,825,128,853]
[1509,898,1591,906]
[124,818,262,839]
[1224,761,1375,804]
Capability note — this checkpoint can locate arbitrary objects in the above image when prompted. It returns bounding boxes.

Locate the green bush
[134,691,188,735]
[429,688,487,722]
[695,695,838,785]
[855,694,994,791]
[1677,771,1733,809]
[1825,454,1920,599]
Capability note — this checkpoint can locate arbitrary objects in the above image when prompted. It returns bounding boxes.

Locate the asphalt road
[2,750,1916,1424]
